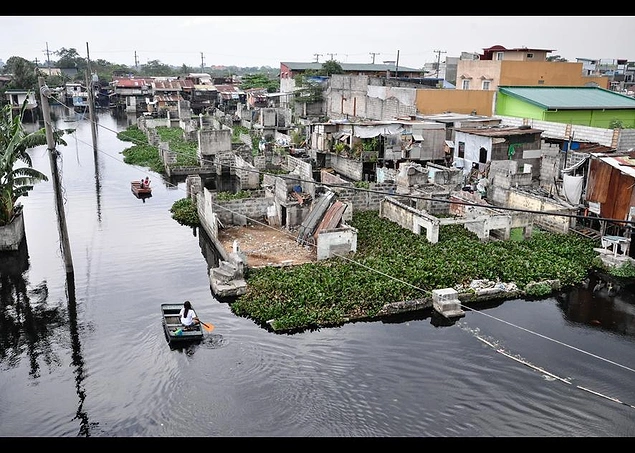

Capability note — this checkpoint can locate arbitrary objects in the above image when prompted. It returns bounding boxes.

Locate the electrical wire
[37,97,635,409]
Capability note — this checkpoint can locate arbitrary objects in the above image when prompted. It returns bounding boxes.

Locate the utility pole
[85,42,97,149]
[313,53,322,63]
[369,52,380,64]
[134,51,139,69]
[44,42,52,69]
[395,50,400,74]
[326,53,337,61]
[433,50,446,78]
[200,52,205,72]
[38,76,74,275]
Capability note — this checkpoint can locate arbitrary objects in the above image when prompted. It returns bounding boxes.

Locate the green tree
[140,59,175,77]
[320,60,344,76]
[3,57,38,91]
[0,100,69,226]
[240,73,280,93]
[54,47,86,70]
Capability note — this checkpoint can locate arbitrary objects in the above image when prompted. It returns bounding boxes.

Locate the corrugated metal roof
[498,86,635,110]
[152,80,183,91]
[456,126,543,137]
[600,155,635,178]
[281,62,421,72]
[112,77,153,88]
[215,84,244,94]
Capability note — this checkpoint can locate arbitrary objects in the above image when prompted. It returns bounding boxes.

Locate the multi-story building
[455,45,607,91]
[576,58,634,94]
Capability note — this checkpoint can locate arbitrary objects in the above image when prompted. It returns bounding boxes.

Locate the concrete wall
[538,144,564,192]
[497,115,632,151]
[198,129,232,159]
[0,211,24,251]
[379,197,441,243]
[286,155,315,197]
[211,193,274,227]
[327,74,417,121]
[333,182,397,212]
[499,61,607,88]
[507,191,572,233]
[327,153,364,181]
[234,155,260,190]
[316,227,358,260]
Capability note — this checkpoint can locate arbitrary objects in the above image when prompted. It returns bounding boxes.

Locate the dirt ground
[216,223,317,267]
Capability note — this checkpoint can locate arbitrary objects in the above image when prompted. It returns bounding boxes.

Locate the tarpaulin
[353,124,404,138]
[563,174,584,205]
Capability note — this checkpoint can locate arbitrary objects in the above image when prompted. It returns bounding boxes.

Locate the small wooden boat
[131,180,152,196]
[161,303,204,344]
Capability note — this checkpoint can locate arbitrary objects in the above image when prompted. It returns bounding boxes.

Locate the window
[527,53,534,59]
[479,147,488,163]
[496,52,504,61]
[482,80,491,90]
[458,141,465,158]
[462,79,470,90]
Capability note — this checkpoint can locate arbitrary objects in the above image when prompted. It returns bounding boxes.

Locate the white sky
[1,16,634,70]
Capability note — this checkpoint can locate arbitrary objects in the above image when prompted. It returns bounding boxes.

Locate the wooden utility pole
[38,76,74,275]
[85,42,97,149]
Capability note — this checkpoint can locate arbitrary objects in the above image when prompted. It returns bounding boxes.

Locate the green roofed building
[495,86,635,129]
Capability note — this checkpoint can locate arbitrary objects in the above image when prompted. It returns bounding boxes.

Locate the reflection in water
[197,227,223,273]
[0,243,65,379]
[5,108,635,436]
[92,132,103,223]
[556,275,635,337]
[0,240,95,435]
[66,272,96,436]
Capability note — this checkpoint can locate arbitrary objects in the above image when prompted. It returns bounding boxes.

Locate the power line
[50,111,635,396]
[433,49,446,78]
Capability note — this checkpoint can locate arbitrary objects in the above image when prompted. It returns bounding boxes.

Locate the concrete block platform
[432,288,465,318]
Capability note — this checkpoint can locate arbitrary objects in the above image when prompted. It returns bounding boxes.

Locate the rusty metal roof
[193,84,217,91]
[111,77,153,88]
[214,84,244,94]
[153,94,181,102]
[152,80,182,91]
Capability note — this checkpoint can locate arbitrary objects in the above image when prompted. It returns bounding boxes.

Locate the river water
[1,107,634,437]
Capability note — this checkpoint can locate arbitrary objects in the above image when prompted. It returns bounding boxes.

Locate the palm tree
[0,99,68,227]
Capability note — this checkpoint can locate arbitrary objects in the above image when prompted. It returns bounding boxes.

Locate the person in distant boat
[144,176,150,188]
[179,300,200,329]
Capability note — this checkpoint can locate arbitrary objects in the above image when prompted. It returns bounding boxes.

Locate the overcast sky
[1,16,634,70]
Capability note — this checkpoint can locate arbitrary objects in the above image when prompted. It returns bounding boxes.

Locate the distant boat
[131,180,152,196]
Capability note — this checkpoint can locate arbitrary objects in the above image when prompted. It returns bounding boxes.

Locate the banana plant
[0,99,69,226]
